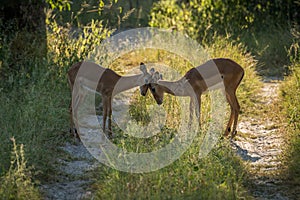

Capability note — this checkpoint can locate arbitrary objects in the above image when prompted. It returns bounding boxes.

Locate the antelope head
[139,62,156,96]
[147,71,165,105]
[139,63,165,105]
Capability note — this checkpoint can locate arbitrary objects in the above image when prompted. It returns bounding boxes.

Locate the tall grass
[93,142,249,199]
[280,26,300,190]
[0,2,113,186]
[281,62,300,185]
[240,24,293,77]
[0,138,41,199]
[0,59,70,177]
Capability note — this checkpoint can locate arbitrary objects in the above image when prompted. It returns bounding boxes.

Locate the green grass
[0,60,71,179]
[93,141,250,200]
[280,62,300,185]
[0,138,41,199]
[240,25,293,77]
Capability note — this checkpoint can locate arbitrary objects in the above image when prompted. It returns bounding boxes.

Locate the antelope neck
[112,73,143,96]
[158,78,190,96]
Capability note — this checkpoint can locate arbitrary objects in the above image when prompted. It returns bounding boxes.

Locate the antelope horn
[140,62,152,84]
[140,62,148,74]
[152,71,162,83]
[150,68,155,75]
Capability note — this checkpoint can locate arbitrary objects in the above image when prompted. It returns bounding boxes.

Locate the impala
[140,58,244,138]
[68,61,153,138]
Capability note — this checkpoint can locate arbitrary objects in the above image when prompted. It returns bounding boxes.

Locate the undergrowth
[240,24,293,77]
[93,141,249,200]
[281,62,300,186]
[280,26,300,193]
[0,138,41,199]
[0,2,114,197]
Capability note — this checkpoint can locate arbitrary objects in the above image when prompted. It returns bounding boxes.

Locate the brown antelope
[68,61,153,137]
[140,58,244,138]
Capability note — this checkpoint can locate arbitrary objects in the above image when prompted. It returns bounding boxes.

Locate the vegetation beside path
[0,0,299,199]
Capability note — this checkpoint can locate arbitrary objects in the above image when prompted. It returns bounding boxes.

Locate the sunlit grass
[240,25,293,77]
[0,138,41,199]
[280,62,300,186]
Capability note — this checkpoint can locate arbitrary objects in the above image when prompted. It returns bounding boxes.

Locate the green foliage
[46,0,71,11]
[281,26,300,130]
[0,15,70,174]
[93,141,249,199]
[288,24,300,64]
[48,0,139,30]
[0,0,114,180]
[149,0,297,76]
[0,138,41,199]
[281,62,300,185]
[46,18,112,70]
[280,26,300,187]
[150,0,250,39]
[0,59,70,176]
[150,0,299,39]
[240,24,293,76]
[0,19,47,82]
[281,63,300,130]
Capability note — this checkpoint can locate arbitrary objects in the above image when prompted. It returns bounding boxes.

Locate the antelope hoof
[106,130,114,139]
[70,128,79,138]
[224,127,231,136]
[69,127,77,134]
[231,130,237,139]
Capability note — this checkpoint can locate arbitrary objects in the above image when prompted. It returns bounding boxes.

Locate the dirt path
[41,141,97,199]
[232,77,298,199]
[40,94,131,199]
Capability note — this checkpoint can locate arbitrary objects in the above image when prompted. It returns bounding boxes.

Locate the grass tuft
[0,137,41,199]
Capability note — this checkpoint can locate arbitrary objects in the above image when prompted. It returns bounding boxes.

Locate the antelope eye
[151,87,156,92]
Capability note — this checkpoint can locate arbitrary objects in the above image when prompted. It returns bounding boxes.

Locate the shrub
[0,138,41,199]
[281,62,300,183]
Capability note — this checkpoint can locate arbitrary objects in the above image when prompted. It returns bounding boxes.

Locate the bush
[0,138,41,199]
[149,0,296,76]
[281,62,300,183]
[149,0,299,41]
[281,63,300,130]
[0,3,114,180]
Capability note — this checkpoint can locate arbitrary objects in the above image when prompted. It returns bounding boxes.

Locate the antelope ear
[140,63,147,74]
